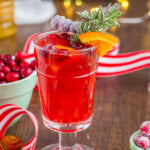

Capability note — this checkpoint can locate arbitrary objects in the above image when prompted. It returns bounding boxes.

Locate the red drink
[34,31,97,131]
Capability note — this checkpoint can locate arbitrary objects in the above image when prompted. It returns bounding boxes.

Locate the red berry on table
[12,66,20,73]
[0,81,6,84]
[0,54,2,60]
[0,60,5,71]
[19,60,30,68]
[6,72,20,82]
[7,60,17,67]
[2,65,11,73]
[3,54,12,63]
[134,135,150,149]
[20,67,33,78]
[0,72,5,80]
[140,121,150,136]
[15,51,25,62]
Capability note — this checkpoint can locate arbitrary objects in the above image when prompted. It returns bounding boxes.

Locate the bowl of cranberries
[130,121,150,150]
[0,51,37,124]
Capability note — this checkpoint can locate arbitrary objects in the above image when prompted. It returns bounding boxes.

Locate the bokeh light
[75,0,83,6]
[63,0,71,8]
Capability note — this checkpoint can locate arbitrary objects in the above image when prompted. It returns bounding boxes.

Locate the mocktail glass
[33,30,98,150]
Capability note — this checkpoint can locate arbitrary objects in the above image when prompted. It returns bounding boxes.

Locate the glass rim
[32,30,96,53]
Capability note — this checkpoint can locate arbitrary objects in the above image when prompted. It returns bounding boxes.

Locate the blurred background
[0,0,150,54]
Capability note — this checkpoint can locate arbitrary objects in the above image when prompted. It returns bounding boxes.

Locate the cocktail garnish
[79,32,119,56]
[50,3,122,56]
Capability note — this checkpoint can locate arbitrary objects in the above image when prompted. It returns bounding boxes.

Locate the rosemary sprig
[77,3,122,33]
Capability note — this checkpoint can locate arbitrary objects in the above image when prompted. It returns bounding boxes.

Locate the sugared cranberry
[20,67,33,78]
[30,60,36,69]
[133,134,142,144]
[0,60,5,71]
[59,33,68,39]
[140,121,150,136]
[49,34,58,39]
[134,135,150,149]
[7,60,17,67]
[2,65,11,73]
[15,51,25,62]
[6,72,20,82]
[0,81,6,84]
[12,66,20,73]
[3,54,12,63]
[54,49,69,61]
[0,72,5,80]
[19,60,30,68]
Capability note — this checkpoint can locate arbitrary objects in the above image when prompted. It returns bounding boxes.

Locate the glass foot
[41,144,93,150]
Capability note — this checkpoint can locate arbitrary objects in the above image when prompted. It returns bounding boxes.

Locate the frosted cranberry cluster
[133,121,150,149]
[0,51,35,84]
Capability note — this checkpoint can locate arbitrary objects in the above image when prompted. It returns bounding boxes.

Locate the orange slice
[55,45,76,54]
[79,32,118,56]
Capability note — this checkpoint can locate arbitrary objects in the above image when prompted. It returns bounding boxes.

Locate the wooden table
[1,0,150,149]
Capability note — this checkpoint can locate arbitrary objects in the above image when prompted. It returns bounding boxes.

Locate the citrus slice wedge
[55,45,76,54]
[79,32,119,56]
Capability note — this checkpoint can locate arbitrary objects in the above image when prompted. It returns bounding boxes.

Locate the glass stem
[59,132,76,150]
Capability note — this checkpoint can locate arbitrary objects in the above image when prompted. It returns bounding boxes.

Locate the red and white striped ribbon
[23,34,150,77]
[0,104,38,150]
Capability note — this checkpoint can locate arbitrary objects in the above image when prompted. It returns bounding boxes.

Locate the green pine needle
[77,3,122,33]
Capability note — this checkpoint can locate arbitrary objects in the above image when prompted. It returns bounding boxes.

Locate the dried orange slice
[0,135,23,150]
[79,32,118,56]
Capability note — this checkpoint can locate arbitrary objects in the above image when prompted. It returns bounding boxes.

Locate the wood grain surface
[0,0,150,150]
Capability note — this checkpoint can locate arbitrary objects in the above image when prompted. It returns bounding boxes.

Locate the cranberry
[85,44,92,48]
[0,54,2,60]
[30,60,36,69]
[39,50,49,58]
[0,81,6,84]
[20,67,33,78]
[49,34,58,39]
[15,51,25,62]
[12,66,20,73]
[75,43,84,49]
[7,60,17,67]
[2,65,11,73]
[0,72,5,80]
[0,60,5,71]
[59,33,68,39]
[3,54,12,63]
[6,72,20,82]
[134,135,149,149]
[54,49,69,61]
[19,60,30,68]
[133,134,142,144]
[44,44,55,50]
[140,121,150,136]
